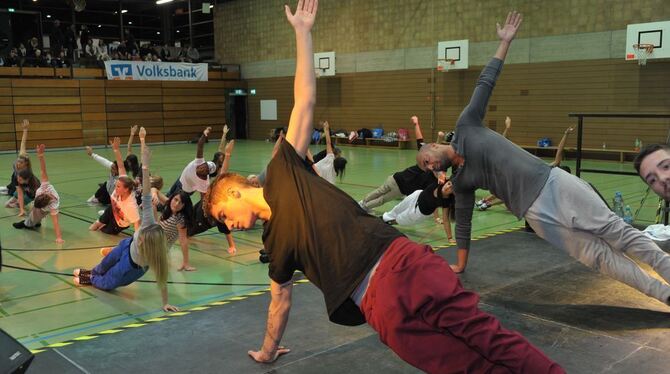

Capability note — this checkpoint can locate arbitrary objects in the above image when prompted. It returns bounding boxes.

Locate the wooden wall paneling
[162,81,226,143]
[81,80,107,146]
[12,79,83,149]
[0,79,14,151]
[105,80,164,143]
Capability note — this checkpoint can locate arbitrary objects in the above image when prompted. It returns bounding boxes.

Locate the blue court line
[20,285,267,346]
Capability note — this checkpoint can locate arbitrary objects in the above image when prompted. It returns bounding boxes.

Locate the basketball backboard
[437,39,469,71]
[625,20,670,62]
[314,51,336,77]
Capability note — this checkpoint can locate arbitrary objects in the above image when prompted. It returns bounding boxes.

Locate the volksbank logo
[110,64,133,80]
[136,65,198,78]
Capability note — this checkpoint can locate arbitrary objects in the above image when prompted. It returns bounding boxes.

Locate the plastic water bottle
[634,138,641,152]
[623,205,633,224]
[612,192,624,218]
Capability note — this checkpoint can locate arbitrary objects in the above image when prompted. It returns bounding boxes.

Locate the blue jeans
[91,238,146,290]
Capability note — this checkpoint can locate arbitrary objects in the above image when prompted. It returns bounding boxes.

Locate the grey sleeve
[141,193,155,228]
[454,189,476,250]
[458,58,504,127]
[257,167,267,187]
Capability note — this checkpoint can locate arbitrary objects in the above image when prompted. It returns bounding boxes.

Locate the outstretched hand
[566,127,574,134]
[85,146,93,157]
[21,119,30,130]
[111,137,121,150]
[285,0,318,33]
[36,144,46,157]
[130,125,138,135]
[411,116,419,126]
[496,11,523,43]
[162,304,179,312]
[248,347,291,363]
[203,127,212,137]
[223,124,229,135]
[505,116,511,129]
[139,127,146,142]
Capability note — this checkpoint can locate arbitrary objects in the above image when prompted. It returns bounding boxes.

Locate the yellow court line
[146,317,169,322]
[189,306,210,311]
[209,301,229,306]
[168,312,190,316]
[73,335,99,341]
[246,292,265,296]
[228,296,247,301]
[123,323,147,328]
[98,329,123,334]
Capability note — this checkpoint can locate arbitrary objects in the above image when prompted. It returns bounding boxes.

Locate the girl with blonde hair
[74,138,178,312]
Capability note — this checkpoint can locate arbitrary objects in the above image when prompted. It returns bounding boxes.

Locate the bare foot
[178,265,197,272]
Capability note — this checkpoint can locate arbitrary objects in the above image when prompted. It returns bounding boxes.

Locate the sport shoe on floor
[0,186,8,195]
[97,210,105,216]
[12,221,26,229]
[87,196,99,204]
[100,247,112,257]
[475,199,484,208]
[478,202,489,211]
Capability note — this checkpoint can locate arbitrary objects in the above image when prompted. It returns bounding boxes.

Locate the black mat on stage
[27,231,670,373]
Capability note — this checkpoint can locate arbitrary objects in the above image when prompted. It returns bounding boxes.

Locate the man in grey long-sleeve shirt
[417,12,670,306]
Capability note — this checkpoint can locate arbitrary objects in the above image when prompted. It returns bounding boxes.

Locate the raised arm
[458,12,522,126]
[19,119,29,156]
[550,126,573,167]
[412,116,425,150]
[221,140,235,175]
[110,137,126,176]
[218,124,229,153]
[36,144,48,182]
[86,146,114,169]
[501,116,511,138]
[323,121,333,155]
[196,127,212,159]
[126,125,138,157]
[494,11,522,62]
[283,0,318,159]
[140,142,156,229]
[248,279,293,363]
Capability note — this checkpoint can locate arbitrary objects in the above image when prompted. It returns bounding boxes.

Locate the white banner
[104,60,208,81]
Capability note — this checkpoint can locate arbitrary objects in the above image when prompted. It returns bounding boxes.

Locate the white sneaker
[478,202,489,211]
[87,196,99,204]
[475,199,484,208]
[0,186,8,195]
[97,210,105,216]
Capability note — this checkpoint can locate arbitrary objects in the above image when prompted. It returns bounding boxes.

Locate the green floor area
[0,140,659,350]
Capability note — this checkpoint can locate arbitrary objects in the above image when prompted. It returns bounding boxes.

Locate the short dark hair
[34,194,52,209]
[634,144,670,174]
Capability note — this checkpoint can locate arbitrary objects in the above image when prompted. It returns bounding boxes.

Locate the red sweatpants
[360,237,564,374]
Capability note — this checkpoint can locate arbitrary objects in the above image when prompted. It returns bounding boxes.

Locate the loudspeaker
[0,329,33,374]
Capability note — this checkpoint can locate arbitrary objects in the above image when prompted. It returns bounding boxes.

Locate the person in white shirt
[89,137,140,235]
[13,144,64,243]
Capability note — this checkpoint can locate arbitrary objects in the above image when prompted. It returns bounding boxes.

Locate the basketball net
[633,44,654,66]
[315,68,326,78]
[437,59,456,72]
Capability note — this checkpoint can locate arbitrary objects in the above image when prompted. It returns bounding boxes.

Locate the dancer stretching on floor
[205,3,562,372]
[416,11,670,308]
[89,137,140,235]
[12,144,64,244]
[75,141,178,312]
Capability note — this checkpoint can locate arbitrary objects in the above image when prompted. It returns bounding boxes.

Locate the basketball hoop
[633,43,654,66]
[437,59,456,72]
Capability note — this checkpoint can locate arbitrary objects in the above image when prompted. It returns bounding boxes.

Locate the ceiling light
[176,30,180,33]
[121,9,128,14]
[98,25,102,28]
[156,0,174,4]
[46,15,51,18]
[128,21,132,25]
[210,5,214,8]
[157,32,161,35]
